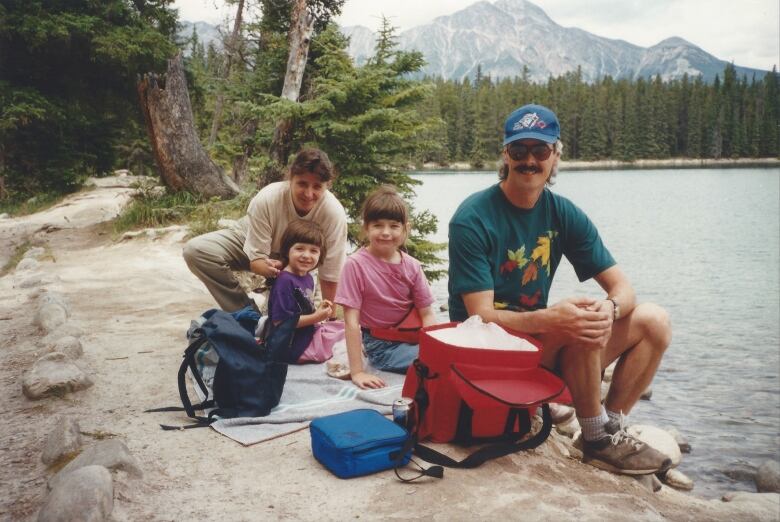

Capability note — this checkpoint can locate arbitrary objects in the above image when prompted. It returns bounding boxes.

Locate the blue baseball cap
[503,104,560,146]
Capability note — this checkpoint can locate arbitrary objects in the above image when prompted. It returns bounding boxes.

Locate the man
[447,104,672,475]
[184,148,347,312]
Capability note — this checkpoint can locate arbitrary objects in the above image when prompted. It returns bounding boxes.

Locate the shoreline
[414,157,780,172]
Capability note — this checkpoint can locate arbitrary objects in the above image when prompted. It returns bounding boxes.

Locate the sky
[174,0,779,71]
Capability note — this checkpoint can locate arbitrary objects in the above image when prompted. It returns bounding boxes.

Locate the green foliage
[416,65,779,163]
[0,0,176,198]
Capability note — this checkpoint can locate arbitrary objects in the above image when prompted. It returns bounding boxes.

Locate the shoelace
[608,413,643,450]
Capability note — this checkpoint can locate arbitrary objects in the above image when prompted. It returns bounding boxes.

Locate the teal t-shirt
[448,184,615,321]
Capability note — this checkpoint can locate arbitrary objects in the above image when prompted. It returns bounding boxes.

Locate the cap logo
[512,112,547,131]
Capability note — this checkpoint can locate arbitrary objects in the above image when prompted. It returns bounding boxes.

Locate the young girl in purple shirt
[267,220,344,364]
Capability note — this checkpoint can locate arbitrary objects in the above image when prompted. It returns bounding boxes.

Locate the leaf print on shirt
[530,231,558,276]
[521,262,538,285]
[520,290,541,309]
[500,246,529,275]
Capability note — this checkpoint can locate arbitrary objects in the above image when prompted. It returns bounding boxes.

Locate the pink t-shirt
[335,248,435,329]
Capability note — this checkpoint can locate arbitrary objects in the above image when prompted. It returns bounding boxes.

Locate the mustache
[512,164,542,174]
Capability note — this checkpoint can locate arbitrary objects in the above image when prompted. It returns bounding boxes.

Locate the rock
[723,462,757,482]
[48,439,142,491]
[640,386,653,400]
[555,416,580,438]
[439,303,449,312]
[34,303,69,333]
[627,424,682,467]
[0,212,9,219]
[721,491,780,519]
[50,336,84,359]
[659,468,694,491]
[42,417,82,466]
[37,291,70,311]
[38,465,113,522]
[600,381,609,402]
[19,275,44,288]
[549,403,575,424]
[24,246,46,259]
[634,473,662,492]
[755,460,780,493]
[662,426,691,453]
[17,257,40,271]
[603,361,616,382]
[114,169,131,176]
[45,323,84,339]
[22,353,93,400]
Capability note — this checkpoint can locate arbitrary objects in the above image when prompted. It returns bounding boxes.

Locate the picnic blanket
[194,341,407,446]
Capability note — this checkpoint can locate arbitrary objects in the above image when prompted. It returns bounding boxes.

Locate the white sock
[578,407,609,442]
[606,408,624,426]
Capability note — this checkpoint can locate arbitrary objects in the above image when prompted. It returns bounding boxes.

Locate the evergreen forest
[2,1,778,241]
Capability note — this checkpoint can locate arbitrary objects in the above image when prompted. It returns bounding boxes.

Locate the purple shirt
[268,270,315,359]
[335,248,434,329]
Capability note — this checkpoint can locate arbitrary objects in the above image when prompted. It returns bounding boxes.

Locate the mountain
[341,0,769,83]
[178,21,222,52]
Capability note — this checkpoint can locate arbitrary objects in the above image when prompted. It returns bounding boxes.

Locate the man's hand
[351,371,386,389]
[547,296,612,349]
[250,258,282,278]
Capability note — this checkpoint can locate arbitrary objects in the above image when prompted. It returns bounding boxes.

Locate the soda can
[392,397,415,432]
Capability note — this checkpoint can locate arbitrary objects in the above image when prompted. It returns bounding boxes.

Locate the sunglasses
[506,142,554,161]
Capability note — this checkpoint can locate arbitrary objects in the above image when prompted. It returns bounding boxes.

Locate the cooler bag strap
[413,404,553,469]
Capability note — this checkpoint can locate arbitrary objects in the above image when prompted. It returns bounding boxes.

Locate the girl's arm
[343,307,385,389]
[418,305,437,327]
[295,300,332,328]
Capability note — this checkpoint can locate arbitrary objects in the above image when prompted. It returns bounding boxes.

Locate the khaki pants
[183,217,255,312]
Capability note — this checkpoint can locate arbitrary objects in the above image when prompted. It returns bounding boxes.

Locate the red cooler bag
[401,322,568,468]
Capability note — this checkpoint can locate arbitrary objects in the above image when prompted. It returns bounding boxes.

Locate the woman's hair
[279,220,327,269]
[286,148,336,182]
[360,185,409,226]
[498,140,564,185]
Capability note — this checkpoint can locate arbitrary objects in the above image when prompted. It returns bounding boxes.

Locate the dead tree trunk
[138,53,239,199]
[258,0,315,187]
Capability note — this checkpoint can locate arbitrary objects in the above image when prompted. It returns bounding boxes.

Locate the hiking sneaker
[579,417,672,476]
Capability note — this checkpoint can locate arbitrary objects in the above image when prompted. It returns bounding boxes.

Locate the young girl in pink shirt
[335,186,437,389]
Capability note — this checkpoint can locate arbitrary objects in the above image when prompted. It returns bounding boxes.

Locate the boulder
[34,303,68,332]
[24,247,46,259]
[48,439,142,491]
[663,426,691,453]
[627,424,682,467]
[659,468,694,491]
[37,465,113,522]
[50,336,84,359]
[721,491,780,519]
[37,291,70,311]
[22,353,93,400]
[634,473,662,492]
[17,257,40,271]
[755,460,780,493]
[640,386,653,400]
[0,212,9,219]
[42,324,85,342]
[19,275,44,288]
[41,417,82,466]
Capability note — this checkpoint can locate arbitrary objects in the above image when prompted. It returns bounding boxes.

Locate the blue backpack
[151,308,295,429]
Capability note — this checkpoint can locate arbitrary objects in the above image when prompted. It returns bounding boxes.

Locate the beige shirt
[241,181,348,283]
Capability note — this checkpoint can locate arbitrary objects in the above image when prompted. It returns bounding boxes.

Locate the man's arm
[462,290,611,349]
[592,265,636,321]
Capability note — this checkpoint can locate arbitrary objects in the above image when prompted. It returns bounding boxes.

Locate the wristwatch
[607,297,620,320]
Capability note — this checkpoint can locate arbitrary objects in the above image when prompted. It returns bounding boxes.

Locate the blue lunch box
[310,409,412,478]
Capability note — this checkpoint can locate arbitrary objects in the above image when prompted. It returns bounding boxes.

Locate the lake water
[410,168,780,498]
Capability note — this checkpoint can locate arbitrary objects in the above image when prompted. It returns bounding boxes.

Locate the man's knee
[182,237,205,269]
[633,302,672,353]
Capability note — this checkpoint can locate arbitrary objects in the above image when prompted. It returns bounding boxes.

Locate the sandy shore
[0,177,777,520]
